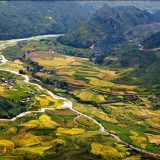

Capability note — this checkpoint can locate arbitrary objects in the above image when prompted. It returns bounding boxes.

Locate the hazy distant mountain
[78,1,160,13]
[120,6,156,28]
[58,4,157,48]
[0,1,91,40]
[153,10,160,21]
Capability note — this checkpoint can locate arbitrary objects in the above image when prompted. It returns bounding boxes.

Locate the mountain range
[58,4,158,49]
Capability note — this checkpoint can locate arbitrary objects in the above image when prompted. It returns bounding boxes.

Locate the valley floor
[0,35,159,160]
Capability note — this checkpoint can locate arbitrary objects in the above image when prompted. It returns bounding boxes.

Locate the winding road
[0,37,160,159]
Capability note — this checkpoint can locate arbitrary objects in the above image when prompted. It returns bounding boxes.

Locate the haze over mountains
[79,1,160,14]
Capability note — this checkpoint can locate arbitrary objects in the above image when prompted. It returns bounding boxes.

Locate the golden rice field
[129,131,147,149]
[57,127,85,135]
[0,37,159,159]
[75,115,100,130]
[73,96,160,152]
[0,140,14,155]
[0,61,25,72]
[91,142,130,159]
[73,89,105,103]
[27,51,139,92]
[35,95,63,109]
[105,56,118,61]
[0,70,64,118]
[12,132,42,147]
[20,115,59,129]
[13,146,51,156]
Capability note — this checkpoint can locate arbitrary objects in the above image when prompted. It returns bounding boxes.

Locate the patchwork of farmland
[0,70,63,119]
[0,107,146,160]
[0,37,160,159]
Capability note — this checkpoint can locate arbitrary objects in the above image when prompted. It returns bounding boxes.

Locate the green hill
[141,31,160,49]
[120,6,156,28]
[107,46,160,86]
[0,1,91,40]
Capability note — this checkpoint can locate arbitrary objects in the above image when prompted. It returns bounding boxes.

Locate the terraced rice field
[1,37,160,159]
[73,89,105,103]
[28,51,139,93]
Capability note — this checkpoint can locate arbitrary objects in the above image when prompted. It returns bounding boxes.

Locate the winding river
[0,36,160,159]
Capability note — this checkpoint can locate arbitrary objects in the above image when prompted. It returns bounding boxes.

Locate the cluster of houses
[90,43,110,56]
[47,49,58,53]
[39,69,55,75]
[18,41,28,48]
[20,90,35,104]
[23,51,31,59]
[90,44,103,54]
[21,96,31,104]
[0,78,16,85]
[46,78,68,89]
[31,78,42,83]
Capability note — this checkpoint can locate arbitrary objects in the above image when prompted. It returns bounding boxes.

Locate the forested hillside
[0,1,91,40]
[58,5,158,49]
[142,31,160,49]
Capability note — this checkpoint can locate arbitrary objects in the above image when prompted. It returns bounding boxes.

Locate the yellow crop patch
[36,96,62,108]
[76,115,100,130]
[13,146,50,156]
[114,84,138,91]
[0,140,14,154]
[57,127,85,135]
[73,89,105,103]
[129,131,147,149]
[14,59,23,64]
[146,117,160,129]
[105,56,118,61]
[91,142,128,159]
[20,115,59,129]
[88,77,113,88]
[12,132,41,147]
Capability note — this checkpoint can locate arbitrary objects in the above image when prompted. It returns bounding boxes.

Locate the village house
[48,49,58,53]
[0,78,16,85]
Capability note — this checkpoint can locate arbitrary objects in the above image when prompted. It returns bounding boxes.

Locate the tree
[95,56,104,64]
[26,66,30,71]
[46,78,50,84]
[89,56,92,62]
[19,69,25,74]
